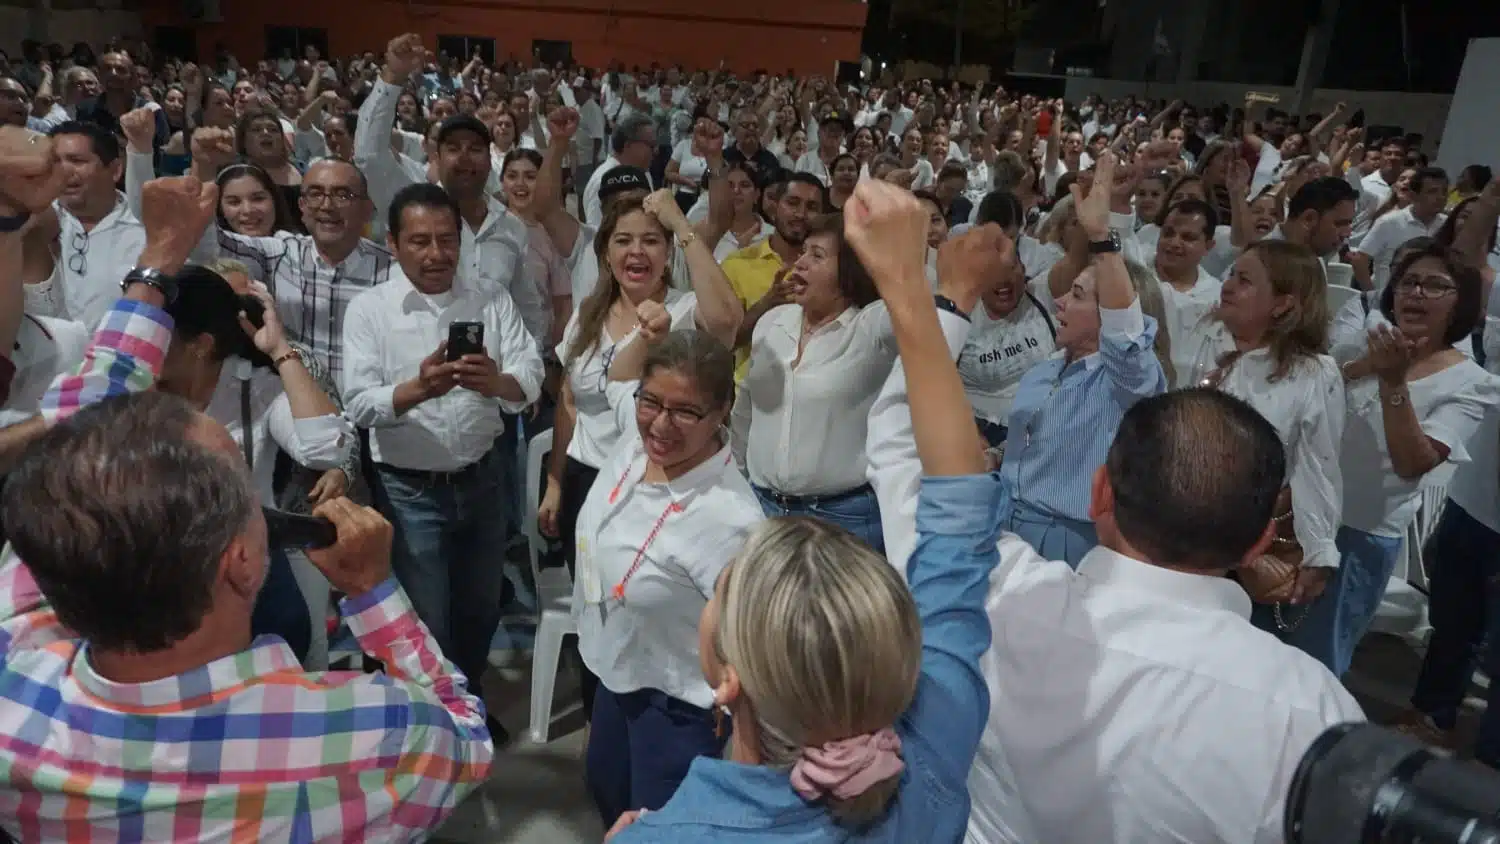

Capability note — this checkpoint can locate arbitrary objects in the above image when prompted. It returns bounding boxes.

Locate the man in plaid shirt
[0,133,495,841]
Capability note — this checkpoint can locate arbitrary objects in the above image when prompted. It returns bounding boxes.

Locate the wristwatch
[0,211,30,234]
[1088,231,1122,255]
[121,266,179,305]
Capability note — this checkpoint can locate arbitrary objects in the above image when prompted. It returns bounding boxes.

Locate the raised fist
[120,107,157,153]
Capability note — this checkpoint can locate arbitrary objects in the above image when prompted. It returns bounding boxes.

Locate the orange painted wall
[140,0,869,75]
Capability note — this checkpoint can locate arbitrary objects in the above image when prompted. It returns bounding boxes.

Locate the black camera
[1286,722,1500,843]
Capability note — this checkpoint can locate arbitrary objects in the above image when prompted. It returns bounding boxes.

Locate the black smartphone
[446,321,484,362]
[262,507,338,550]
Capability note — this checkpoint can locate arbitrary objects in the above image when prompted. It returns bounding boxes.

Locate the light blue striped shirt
[1000,300,1167,521]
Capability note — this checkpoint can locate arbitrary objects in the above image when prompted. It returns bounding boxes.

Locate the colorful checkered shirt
[2,297,495,841]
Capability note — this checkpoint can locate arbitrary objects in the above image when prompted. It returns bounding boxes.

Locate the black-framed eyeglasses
[634,388,708,427]
[1395,274,1457,298]
[67,230,88,275]
[301,188,364,207]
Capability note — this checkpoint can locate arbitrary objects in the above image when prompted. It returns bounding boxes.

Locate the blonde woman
[604,179,1004,844]
[1186,239,1346,667]
[998,153,1170,567]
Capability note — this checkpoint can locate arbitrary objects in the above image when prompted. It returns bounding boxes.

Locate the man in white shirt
[44,121,146,330]
[342,183,543,743]
[582,113,656,226]
[1353,166,1449,290]
[868,341,1365,843]
[572,80,607,206]
[1353,137,1408,239]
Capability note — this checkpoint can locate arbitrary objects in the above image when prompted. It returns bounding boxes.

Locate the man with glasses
[192,138,393,383]
[582,113,657,226]
[725,108,781,187]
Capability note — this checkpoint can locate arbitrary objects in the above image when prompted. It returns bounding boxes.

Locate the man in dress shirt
[1353,166,1449,290]
[45,121,146,329]
[1273,176,1359,266]
[724,109,781,187]
[582,113,657,226]
[342,183,544,744]
[572,81,607,205]
[0,392,494,840]
[72,49,167,152]
[1352,137,1408,240]
[195,148,393,383]
[356,36,546,349]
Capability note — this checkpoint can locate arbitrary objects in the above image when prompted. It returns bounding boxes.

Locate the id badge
[576,537,604,604]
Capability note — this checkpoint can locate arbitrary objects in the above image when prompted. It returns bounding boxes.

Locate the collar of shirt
[442,184,514,241]
[1075,545,1252,620]
[610,436,737,508]
[1044,346,1104,372]
[57,190,135,235]
[734,237,782,265]
[74,635,301,709]
[632,756,819,832]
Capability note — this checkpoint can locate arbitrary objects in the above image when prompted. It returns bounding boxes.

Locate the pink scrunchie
[789,728,905,802]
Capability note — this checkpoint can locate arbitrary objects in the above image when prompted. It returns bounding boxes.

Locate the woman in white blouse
[1323,243,1498,675]
[665,114,712,213]
[1187,240,1347,666]
[539,190,741,709]
[575,330,761,828]
[736,213,893,551]
[499,148,573,350]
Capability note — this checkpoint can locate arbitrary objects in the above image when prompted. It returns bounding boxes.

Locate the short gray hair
[611,113,655,155]
[2,392,258,651]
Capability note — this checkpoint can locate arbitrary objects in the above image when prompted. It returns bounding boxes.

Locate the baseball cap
[599,165,651,202]
[434,114,492,146]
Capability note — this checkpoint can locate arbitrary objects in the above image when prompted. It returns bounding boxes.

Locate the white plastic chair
[1369,471,1451,642]
[524,428,578,744]
[1325,283,1361,315]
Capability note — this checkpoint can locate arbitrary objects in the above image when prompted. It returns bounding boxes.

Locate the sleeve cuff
[916,474,1008,539]
[289,415,356,466]
[1099,297,1145,338]
[1303,541,1341,570]
[341,577,414,640]
[365,384,399,425]
[1108,211,1135,232]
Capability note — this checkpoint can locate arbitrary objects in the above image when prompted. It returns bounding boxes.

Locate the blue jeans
[251,546,311,662]
[753,484,885,554]
[1410,502,1500,766]
[373,445,513,692]
[1003,497,1097,568]
[1252,525,1404,677]
[586,685,725,827]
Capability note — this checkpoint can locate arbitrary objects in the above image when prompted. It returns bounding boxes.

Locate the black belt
[755,483,873,510]
[374,460,485,486]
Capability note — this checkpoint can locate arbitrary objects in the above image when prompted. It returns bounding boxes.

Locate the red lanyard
[604,449,729,602]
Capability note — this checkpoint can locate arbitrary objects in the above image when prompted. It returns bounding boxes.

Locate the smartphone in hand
[446,321,485,362]
[263,507,338,550]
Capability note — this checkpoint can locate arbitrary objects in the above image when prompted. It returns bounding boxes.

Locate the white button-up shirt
[861,314,1364,844]
[741,303,896,496]
[341,267,544,471]
[581,155,620,227]
[1354,206,1448,290]
[574,383,762,709]
[0,315,87,427]
[455,191,547,351]
[1193,326,1346,570]
[52,193,146,330]
[205,356,355,505]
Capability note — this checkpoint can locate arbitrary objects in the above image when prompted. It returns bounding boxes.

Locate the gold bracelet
[272,349,301,369]
[676,230,699,250]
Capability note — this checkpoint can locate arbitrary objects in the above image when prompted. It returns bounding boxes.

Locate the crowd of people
[0,28,1496,843]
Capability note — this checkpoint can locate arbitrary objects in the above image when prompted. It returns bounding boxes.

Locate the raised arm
[536,107,584,257]
[643,189,742,348]
[845,179,1006,781]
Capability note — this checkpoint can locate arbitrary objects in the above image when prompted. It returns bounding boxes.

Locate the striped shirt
[202,231,395,384]
[6,296,494,841]
[999,300,1168,521]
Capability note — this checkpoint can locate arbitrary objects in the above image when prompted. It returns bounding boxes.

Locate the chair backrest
[1325,283,1361,315]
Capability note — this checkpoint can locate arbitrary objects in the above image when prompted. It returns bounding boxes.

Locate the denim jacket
[611,472,1006,843]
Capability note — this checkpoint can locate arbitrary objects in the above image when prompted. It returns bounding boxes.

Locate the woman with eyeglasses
[575,330,761,829]
[1319,244,1499,676]
[539,191,742,696]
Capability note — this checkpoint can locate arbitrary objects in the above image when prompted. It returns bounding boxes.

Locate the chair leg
[529,614,566,743]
